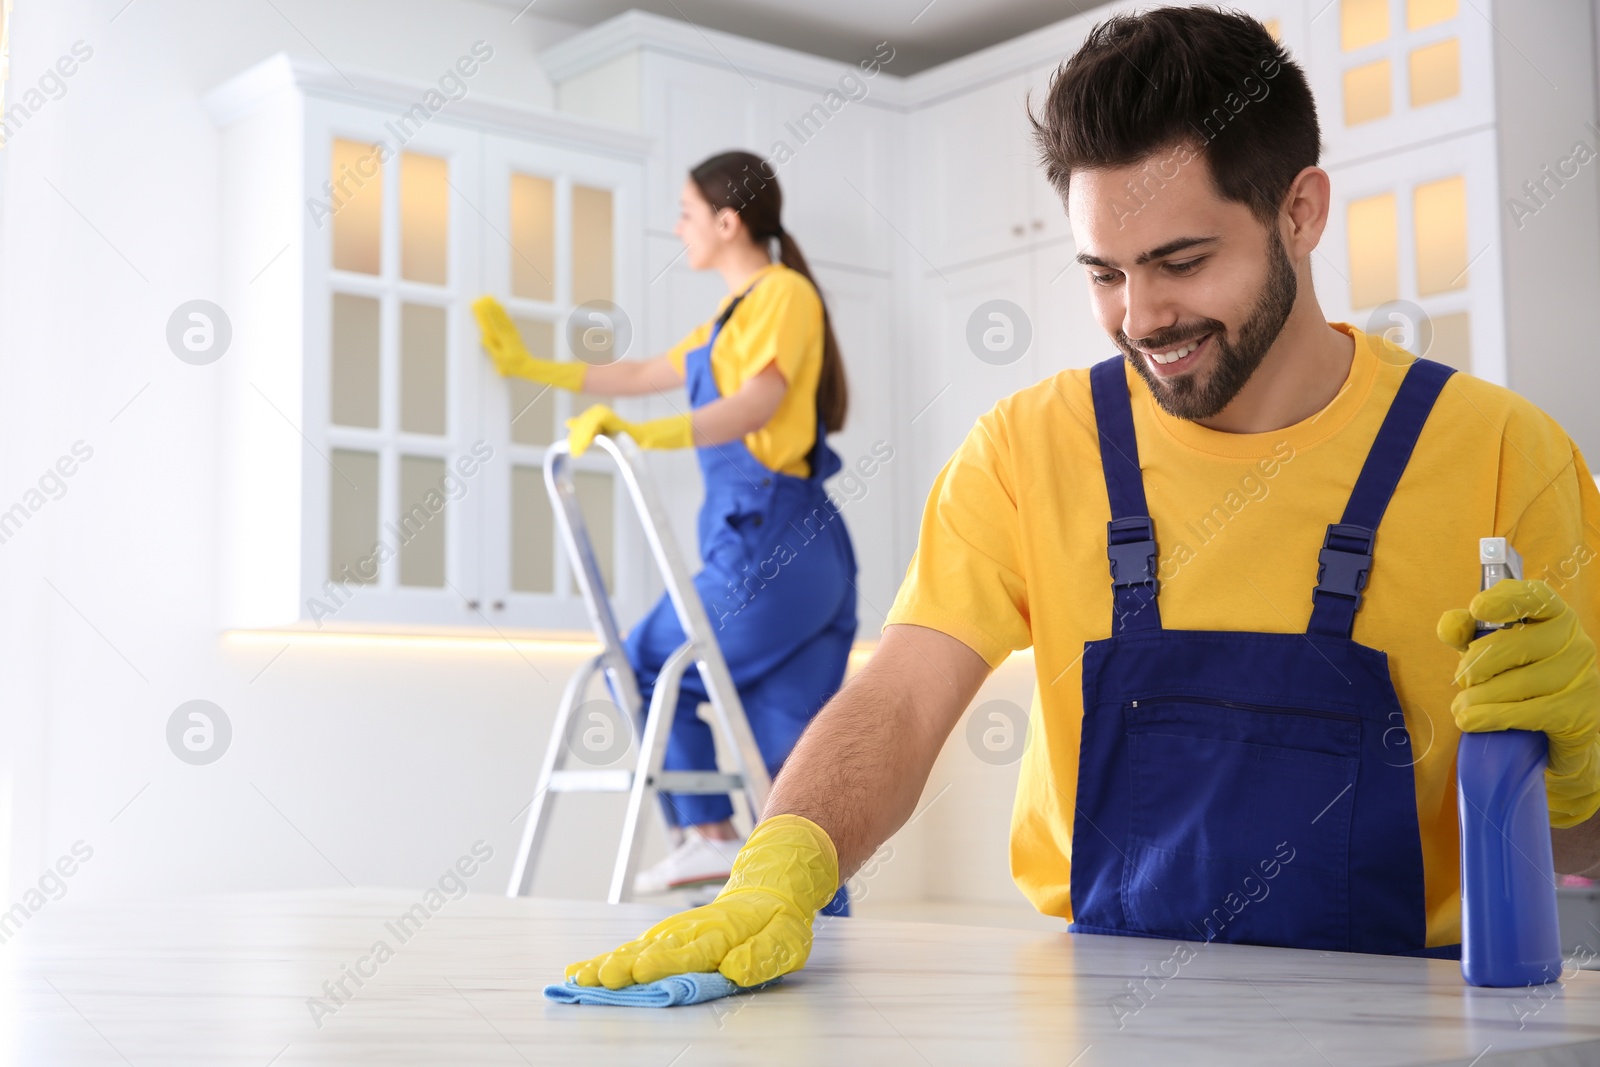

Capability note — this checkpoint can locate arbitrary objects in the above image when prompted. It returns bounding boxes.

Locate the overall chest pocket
[1120,698,1361,951]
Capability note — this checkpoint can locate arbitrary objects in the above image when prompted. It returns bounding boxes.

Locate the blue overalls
[1068,353,1459,958]
[623,280,857,914]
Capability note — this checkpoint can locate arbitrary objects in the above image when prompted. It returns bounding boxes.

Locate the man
[567,7,1600,989]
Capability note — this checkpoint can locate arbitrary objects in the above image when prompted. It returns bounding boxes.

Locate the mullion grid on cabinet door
[495,156,564,611]
[552,171,576,603]
[324,133,463,605]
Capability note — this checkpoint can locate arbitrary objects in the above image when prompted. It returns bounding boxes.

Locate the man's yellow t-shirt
[666,261,824,478]
[885,322,1600,949]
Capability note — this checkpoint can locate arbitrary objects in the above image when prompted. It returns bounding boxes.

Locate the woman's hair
[688,150,848,434]
[1028,6,1321,229]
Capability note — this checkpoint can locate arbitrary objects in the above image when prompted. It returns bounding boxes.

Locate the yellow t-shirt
[666,262,825,478]
[885,322,1600,949]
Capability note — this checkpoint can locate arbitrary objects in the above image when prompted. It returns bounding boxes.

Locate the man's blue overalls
[1068,352,1460,958]
[623,280,857,915]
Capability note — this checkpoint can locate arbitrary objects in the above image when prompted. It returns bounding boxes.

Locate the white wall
[0,0,1037,920]
[0,0,608,904]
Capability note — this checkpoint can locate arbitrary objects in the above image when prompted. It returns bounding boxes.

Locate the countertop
[6,890,1600,1065]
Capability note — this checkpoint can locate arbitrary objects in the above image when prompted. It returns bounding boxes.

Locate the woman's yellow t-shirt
[885,323,1600,950]
[666,262,825,478]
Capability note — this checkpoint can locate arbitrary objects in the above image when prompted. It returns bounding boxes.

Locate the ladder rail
[546,436,772,814]
[505,655,602,897]
[609,641,697,904]
[506,434,773,902]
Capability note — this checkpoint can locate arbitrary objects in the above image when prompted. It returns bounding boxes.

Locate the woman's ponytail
[689,151,849,433]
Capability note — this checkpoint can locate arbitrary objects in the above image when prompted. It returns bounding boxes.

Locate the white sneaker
[633,831,746,895]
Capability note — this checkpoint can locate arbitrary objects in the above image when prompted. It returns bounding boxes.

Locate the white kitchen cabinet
[906,252,1039,511]
[638,54,763,238]
[754,79,896,274]
[912,73,1037,272]
[205,55,650,633]
[1033,237,1115,377]
[808,267,900,620]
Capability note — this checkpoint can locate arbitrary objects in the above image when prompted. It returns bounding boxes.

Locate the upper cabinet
[912,73,1040,272]
[545,18,905,276]
[204,55,650,633]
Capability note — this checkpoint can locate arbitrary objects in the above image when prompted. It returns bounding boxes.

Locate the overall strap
[1307,358,1456,638]
[710,283,757,339]
[1090,355,1161,633]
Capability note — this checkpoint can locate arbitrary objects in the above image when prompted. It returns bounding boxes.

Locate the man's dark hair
[1029,6,1322,228]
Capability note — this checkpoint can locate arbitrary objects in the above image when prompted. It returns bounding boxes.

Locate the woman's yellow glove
[566,404,693,457]
[566,815,839,989]
[1438,578,1600,827]
[472,295,587,391]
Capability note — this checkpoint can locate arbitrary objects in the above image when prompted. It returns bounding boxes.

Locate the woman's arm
[581,355,684,396]
[688,362,788,447]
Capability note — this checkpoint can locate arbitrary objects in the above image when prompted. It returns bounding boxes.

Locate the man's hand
[566,815,839,989]
[1438,578,1600,827]
[565,404,693,457]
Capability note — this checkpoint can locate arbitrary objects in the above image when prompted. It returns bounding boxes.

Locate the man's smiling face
[1068,143,1299,421]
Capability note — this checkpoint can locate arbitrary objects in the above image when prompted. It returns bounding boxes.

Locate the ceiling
[503,0,1119,75]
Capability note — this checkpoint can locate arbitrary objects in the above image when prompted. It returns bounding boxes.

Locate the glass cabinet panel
[399,456,447,588]
[1408,38,1460,108]
[508,316,557,445]
[1342,0,1389,51]
[511,464,555,594]
[571,184,614,305]
[510,173,555,301]
[329,449,379,583]
[331,139,383,275]
[400,302,448,435]
[401,151,450,285]
[1414,175,1468,295]
[573,470,614,594]
[1347,191,1399,308]
[331,293,380,428]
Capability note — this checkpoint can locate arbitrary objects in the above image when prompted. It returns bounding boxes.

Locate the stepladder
[506,433,771,904]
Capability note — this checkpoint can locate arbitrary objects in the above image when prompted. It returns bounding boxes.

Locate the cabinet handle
[1031,219,1044,231]
[492,600,506,611]
[1012,224,1025,237]
[466,599,481,611]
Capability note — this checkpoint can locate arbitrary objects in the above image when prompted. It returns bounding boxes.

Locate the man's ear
[1281,165,1331,260]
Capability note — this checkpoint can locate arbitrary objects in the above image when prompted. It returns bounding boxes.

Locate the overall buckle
[1315,523,1375,606]
[1107,516,1159,591]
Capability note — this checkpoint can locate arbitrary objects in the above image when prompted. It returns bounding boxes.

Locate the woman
[473,151,856,914]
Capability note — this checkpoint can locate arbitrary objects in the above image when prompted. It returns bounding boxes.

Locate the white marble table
[5,889,1600,1065]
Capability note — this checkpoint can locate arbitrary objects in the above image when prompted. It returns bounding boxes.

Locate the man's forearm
[763,625,989,880]
[1553,810,1600,877]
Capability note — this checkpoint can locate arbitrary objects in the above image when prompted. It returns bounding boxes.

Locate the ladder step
[652,771,745,794]
[549,769,634,792]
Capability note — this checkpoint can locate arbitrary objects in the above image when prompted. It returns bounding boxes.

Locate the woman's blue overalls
[1068,353,1459,957]
[623,279,857,914]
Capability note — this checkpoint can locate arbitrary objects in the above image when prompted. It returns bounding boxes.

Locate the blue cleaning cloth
[544,972,778,1007]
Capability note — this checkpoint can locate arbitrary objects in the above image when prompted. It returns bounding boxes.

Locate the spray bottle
[1457,537,1563,987]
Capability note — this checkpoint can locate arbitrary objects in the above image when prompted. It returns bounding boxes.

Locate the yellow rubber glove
[566,814,839,989]
[1438,578,1600,828]
[565,403,693,458]
[472,295,587,391]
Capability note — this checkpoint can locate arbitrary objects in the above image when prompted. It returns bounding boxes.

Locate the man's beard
[1120,230,1298,421]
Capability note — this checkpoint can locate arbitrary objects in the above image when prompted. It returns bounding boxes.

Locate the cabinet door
[1024,61,1072,248]
[636,232,720,612]
[640,53,763,234]
[808,267,900,620]
[913,73,1035,270]
[905,254,1039,527]
[302,99,484,628]
[478,134,647,631]
[754,79,895,272]
[1032,238,1114,379]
